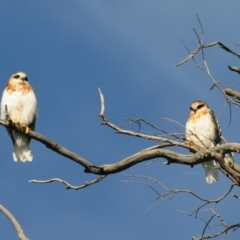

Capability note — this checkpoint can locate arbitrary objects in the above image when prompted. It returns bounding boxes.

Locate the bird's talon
[22,125,30,134]
[12,120,19,125]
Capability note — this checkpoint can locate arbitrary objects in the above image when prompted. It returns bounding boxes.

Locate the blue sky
[0,1,240,239]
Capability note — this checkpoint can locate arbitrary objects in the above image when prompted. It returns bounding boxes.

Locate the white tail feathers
[13,145,33,162]
[12,131,33,162]
[203,160,219,184]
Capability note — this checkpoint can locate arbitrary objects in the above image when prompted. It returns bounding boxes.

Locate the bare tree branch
[178,27,240,108]
[176,19,240,109]
[1,91,240,184]
[162,15,240,238]
[232,193,240,200]
[122,173,236,207]
[228,66,240,74]
[29,175,106,190]
[0,204,29,240]
[176,41,240,67]
[98,88,105,116]
[224,88,240,101]
[0,14,239,240]
[122,173,239,239]
[194,219,240,240]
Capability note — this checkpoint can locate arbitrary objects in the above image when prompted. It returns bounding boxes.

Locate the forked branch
[1,89,240,186]
[176,41,240,67]
[177,17,240,107]
[121,173,239,239]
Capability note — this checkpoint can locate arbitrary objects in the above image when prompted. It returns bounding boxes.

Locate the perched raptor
[186,100,221,184]
[1,72,38,162]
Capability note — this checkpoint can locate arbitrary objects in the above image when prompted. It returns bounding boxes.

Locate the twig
[98,88,105,116]
[122,173,239,239]
[0,204,29,240]
[224,88,240,101]
[176,41,240,67]
[232,193,240,200]
[29,175,106,190]
[228,66,240,74]
[177,24,240,108]
[194,222,240,240]
[122,174,236,205]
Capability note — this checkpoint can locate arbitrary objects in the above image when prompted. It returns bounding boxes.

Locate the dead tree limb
[224,88,240,101]
[228,66,240,74]
[0,204,29,240]
[122,173,239,239]
[176,41,240,67]
[1,89,240,186]
[29,175,106,190]
[176,16,240,108]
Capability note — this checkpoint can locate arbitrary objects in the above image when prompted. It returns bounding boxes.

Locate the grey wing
[210,109,235,163]
[29,115,37,131]
[209,109,222,145]
[6,127,14,144]
[27,114,37,144]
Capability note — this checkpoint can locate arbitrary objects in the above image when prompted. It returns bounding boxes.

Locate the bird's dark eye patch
[13,75,20,79]
[197,104,204,109]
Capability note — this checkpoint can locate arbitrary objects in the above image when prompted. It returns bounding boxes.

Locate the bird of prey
[186,100,221,184]
[1,72,38,162]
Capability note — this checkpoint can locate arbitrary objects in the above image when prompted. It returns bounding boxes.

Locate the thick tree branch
[1,95,240,184]
[0,119,92,168]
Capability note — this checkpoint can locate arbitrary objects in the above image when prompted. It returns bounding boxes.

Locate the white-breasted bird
[1,72,37,162]
[186,100,221,184]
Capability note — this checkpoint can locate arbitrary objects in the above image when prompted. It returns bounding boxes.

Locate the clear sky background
[0,1,240,239]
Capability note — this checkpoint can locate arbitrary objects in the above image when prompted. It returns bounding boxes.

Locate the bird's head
[190,100,209,114]
[11,72,28,83]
